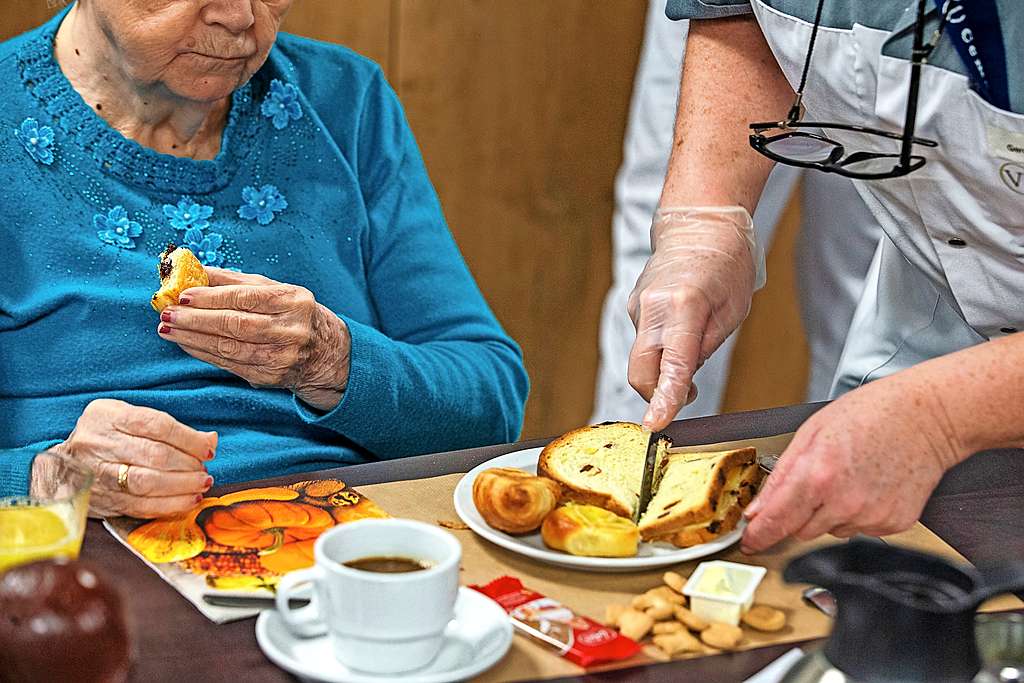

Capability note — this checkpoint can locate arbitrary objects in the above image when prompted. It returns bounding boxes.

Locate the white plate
[256,587,512,683]
[453,447,743,572]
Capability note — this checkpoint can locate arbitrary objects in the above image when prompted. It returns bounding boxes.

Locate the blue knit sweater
[0,12,528,496]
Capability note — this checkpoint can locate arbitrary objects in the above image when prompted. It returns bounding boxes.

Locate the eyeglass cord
[787,0,827,122]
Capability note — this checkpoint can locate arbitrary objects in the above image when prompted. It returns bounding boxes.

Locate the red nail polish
[207,449,215,460]
[160,309,173,323]
[179,295,192,305]
[203,476,214,490]
[159,324,172,335]
[193,494,204,504]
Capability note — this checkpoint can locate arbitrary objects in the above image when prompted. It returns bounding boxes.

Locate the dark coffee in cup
[343,556,431,573]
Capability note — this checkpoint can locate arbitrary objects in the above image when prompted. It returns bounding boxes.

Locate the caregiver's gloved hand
[43,399,216,518]
[157,267,351,411]
[740,370,966,553]
[627,206,761,431]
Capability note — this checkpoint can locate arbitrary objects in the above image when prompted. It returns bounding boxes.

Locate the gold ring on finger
[117,463,131,493]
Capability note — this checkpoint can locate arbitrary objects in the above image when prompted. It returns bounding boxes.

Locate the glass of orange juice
[0,451,93,573]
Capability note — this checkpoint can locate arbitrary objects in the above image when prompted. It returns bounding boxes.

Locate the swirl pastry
[151,244,208,312]
[472,468,561,534]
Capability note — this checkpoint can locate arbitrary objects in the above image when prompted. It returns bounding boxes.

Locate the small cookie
[742,605,787,632]
[674,605,709,632]
[644,597,675,621]
[700,623,743,650]
[663,571,686,594]
[618,608,655,642]
[643,643,672,662]
[605,603,627,628]
[645,586,686,605]
[652,630,703,656]
[652,621,685,634]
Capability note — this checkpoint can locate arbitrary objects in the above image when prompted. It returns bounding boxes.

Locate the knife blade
[637,428,661,519]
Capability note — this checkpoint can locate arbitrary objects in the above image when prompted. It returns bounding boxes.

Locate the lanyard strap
[933,0,1010,110]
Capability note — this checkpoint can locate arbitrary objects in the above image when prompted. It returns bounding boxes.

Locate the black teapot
[780,539,1024,683]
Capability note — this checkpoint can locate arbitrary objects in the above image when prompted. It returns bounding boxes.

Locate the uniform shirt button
[1000,327,1017,334]
[947,237,967,247]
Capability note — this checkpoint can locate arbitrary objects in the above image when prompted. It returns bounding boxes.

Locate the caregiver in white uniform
[591,0,881,424]
[630,0,1024,552]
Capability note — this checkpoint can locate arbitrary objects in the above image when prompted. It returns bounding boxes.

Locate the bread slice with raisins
[536,422,671,521]
[638,448,760,543]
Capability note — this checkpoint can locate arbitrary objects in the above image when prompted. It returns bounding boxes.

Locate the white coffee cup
[275,518,461,674]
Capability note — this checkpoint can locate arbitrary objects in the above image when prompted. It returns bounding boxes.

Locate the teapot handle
[972,561,1024,605]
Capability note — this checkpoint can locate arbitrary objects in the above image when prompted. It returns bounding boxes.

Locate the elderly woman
[0,1,528,517]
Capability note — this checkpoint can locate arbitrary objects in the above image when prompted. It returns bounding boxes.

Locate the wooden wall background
[2,1,808,440]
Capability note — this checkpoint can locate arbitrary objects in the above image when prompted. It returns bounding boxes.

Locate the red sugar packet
[470,576,640,667]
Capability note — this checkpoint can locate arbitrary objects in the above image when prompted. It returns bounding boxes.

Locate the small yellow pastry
[541,503,640,557]
[151,244,208,312]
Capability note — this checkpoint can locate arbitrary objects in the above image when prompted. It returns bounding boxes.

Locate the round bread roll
[472,467,561,534]
[541,503,640,557]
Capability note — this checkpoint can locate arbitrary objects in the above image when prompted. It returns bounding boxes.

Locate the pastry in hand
[472,467,561,534]
[541,503,640,557]
[150,244,208,312]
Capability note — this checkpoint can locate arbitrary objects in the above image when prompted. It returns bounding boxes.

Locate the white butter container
[682,560,767,626]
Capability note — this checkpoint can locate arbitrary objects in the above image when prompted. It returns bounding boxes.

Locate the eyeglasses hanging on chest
[748,0,943,180]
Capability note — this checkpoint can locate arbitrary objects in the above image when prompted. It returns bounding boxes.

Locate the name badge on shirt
[986,126,1024,162]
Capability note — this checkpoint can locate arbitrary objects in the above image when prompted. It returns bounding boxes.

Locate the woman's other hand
[739,373,966,553]
[42,399,216,518]
[157,268,351,411]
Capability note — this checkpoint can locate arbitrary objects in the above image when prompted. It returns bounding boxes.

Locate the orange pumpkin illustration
[202,500,334,573]
[127,486,299,564]
[126,479,388,585]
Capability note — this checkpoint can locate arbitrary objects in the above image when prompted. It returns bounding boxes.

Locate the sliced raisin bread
[536,422,671,521]
[637,448,760,544]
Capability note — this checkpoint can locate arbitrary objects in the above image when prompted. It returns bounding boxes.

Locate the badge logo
[1000,162,1024,195]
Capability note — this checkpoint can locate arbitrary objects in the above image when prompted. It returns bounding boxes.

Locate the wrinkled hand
[41,399,216,518]
[157,268,351,411]
[627,207,760,430]
[741,374,966,553]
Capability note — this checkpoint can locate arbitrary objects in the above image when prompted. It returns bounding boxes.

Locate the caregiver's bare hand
[740,374,965,553]
[40,399,216,518]
[158,267,351,411]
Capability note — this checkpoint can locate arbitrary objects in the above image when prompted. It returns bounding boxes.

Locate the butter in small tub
[682,561,766,626]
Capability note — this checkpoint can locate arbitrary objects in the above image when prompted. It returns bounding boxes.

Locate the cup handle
[276,567,327,638]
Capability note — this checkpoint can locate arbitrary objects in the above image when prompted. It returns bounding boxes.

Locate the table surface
[80,402,1024,682]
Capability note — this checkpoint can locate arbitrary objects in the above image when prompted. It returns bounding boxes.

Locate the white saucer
[255,587,513,683]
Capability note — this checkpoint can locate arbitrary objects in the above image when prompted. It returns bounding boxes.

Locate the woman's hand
[157,268,351,411]
[740,373,967,553]
[42,399,216,518]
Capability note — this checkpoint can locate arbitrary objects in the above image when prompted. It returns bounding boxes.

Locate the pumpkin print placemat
[104,479,387,623]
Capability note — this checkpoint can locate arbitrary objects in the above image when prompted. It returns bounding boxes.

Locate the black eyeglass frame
[748,0,940,180]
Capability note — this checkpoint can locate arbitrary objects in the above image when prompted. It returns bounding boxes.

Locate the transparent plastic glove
[627,206,764,430]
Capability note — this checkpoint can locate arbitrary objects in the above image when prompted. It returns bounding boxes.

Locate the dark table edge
[211,402,830,494]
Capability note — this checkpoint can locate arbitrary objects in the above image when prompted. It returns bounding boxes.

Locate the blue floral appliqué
[15,117,55,165]
[95,206,143,249]
[238,184,287,225]
[163,197,213,231]
[183,227,224,267]
[260,79,303,130]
